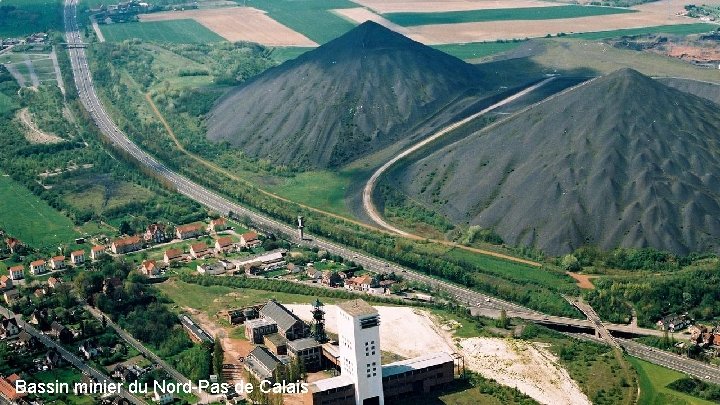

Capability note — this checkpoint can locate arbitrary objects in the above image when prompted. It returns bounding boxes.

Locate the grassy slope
[0,174,79,248]
[385,6,634,26]
[629,357,717,405]
[433,42,524,61]
[100,19,224,43]
[247,0,357,44]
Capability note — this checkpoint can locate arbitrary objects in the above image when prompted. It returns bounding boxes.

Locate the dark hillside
[392,68,720,255]
[206,21,492,168]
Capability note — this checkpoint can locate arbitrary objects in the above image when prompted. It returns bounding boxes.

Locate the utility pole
[297,215,304,240]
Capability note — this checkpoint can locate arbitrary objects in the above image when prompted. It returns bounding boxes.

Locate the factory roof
[309,375,354,393]
[263,333,287,347]
[246,346,281,379]
[381,352,454,377]
[337,299,377,318]
[245,318,277,329]
[260,300,304,332]
[287,337,320,352]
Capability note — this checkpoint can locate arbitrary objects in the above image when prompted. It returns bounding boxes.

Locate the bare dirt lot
[286,304,590,405]
[18,108,64,144]
[139,7,317,46]
[352,0,562,14]
[338,0,697,44]
[566,272,597,289]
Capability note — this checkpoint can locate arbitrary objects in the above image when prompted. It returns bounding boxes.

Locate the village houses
[70,250,86,265]
[111,235,142,254]
[214,236,234,253]
[91,245,106,260]
[8,265,23,281]
[30,259,47,275]
[163,248,183,265]
[207,217,228,233]
[189,242,210,259]
[0,276,11,291]
[175,223,205,240]
[144,223,167,244]
[239,231,261,248]
[141,260,160,276]
[49,256,66,270]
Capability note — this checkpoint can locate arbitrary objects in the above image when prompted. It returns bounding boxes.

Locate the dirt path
[17,108,64,144]
[144,93,541,267]
[91,16,106,43]
[50,47,66,96]
[352,0,563,13]
[566,272,597,289]
[24,56,40,88]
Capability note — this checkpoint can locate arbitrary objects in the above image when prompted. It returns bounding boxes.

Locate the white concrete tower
[337,299,384,405]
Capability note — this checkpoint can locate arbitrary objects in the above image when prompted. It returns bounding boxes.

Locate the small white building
[70,250,85,265]
[90,245,105,260]
[8,266,24,281]
[49,256,66,270]
[30,260,47,275]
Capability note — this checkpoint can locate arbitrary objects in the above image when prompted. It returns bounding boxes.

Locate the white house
[70,250,85,265]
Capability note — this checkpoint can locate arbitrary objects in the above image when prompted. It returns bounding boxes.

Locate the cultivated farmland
[352,0,563,13]
[384,5,635,26]
[100,19,224,43]
[139,8,317,46]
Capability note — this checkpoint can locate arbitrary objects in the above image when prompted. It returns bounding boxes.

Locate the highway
[61,0,535,317]
[0,306,146,405]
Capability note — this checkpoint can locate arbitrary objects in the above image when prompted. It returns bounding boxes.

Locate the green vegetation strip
[433,41,523,60]
[629,357,716,405]
[248,0,358,44]
[0,174,79,248]
[567,23,719,40]
[100,19,224,43]
[385,5,634,27]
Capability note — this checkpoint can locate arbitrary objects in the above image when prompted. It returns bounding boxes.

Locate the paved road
[362,77,555,237]
[0,306,146,405]
[567,296,621,349]
[84,306,219,404]
[619,338,720,386]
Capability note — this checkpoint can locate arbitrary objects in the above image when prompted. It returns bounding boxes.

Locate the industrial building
[301,299,457,405]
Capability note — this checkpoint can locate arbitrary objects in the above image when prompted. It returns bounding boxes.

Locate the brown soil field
[338,0,696,44]
[351,0,562,13]
[566,272,598,289]
[663,44,720,63]
[139,7,317,46]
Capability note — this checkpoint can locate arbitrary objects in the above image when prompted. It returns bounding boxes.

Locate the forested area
[586,265,720,325]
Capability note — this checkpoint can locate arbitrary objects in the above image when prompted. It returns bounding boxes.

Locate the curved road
[362,78,555,237]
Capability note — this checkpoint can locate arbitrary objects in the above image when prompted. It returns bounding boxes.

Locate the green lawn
[567,23,719,40]
[384,5,634,27]
[248,0,358,44]
[0,174,79,248]
[32,367,96,404]
[0,0,62,37]
[157,279,345,315]
[629,357,717,405]
[100,19,224,43]
[433,41,523,61]
[259,170,355,217]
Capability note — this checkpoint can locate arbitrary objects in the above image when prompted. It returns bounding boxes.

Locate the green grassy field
[62,181,151,214]
[157,279,346,315]
[629,357,717,405]
[0,0,62,37]
[258,170,355,217]
[433,41,524,61]
[445,248,575,291]
[268,47,314,63]
[385,5,634,27]
[0,174,79,248]
[100,20,224,43]
[248,0,357,44]
[567,23,719,40]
